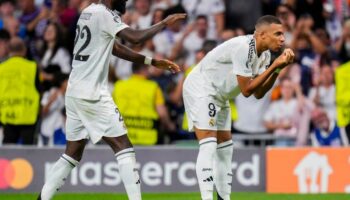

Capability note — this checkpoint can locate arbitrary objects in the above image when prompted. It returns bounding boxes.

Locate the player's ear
[257,29,266,40]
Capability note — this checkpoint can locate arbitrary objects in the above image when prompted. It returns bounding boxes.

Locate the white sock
[115,148,141,200]
[214,140,233,200]
[196,137,217,200]
[40,154,79,200]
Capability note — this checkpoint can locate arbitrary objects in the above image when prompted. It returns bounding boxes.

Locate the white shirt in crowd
[234,92,271,133]
[181,0,225,39]
[183,31,205,66]
[41,48,71,74]
[153,29,184,57]
[197,34,271,100]
[308,85,336,121]
[66,3,129,100]
[134,13,153,29]
[263,99,299,138]
[40,88,65,138]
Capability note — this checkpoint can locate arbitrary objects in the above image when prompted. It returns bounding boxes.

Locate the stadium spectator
[180,0,224,39]
[170,15,209,67]
[334,19,350,64]
[308,64,336,121]
[152,6,185,58]
[225,0,261,33]
[151,7,165,25]
[113,63,175,145]
[290,14,327,95]
[152,0,171,10]
[0,37,40,145]
[264,78,310,147]
[131,0,153,29]
[40,21,71,74]
[322,2,342,44]
[232,91,272,146]
[310,107,348,147]
[39,73,68,146]
[0,0,16,27]
[275,4,296,46]
[0,29,10,62]
[2,16,26,38]
[19,0,40,32]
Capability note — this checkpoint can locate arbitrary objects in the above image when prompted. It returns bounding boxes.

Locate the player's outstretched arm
[112,41,180,73]
[237,48,294,98]
[117,13,186,44]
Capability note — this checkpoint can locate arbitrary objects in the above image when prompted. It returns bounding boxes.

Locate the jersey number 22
[74,25,91,62]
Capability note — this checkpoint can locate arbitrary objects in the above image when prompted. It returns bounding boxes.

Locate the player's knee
[65,140,87,161]
[103,134,133,153]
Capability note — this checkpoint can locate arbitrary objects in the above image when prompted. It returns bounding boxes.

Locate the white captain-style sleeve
[231,42,253,77]
[101,10,129,38]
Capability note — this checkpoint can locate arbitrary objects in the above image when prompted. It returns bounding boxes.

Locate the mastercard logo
[0,158,33,189]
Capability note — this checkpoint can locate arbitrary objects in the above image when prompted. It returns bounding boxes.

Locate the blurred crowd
[0,0,350,147]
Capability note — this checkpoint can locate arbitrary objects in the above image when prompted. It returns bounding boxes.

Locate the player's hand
[274,48,295,68]
[162,13,187,26]
[152,59,181,73]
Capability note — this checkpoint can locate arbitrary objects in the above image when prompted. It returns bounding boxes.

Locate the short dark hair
[0,29,10,41]
[9,37,26,53]
[255,15,282,29]
[0,0,15,6]
[196,15,207,22]
[132,62,147,73]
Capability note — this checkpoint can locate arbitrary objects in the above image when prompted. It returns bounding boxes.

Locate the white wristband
[144,56,152,65]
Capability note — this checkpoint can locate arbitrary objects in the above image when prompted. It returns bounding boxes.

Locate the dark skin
[64,0,185,161]
[196,23,294,144]
[117,14,187,44]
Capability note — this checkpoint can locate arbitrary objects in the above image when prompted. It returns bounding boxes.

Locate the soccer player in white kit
[37,1,185,200]
[182,15,294,200]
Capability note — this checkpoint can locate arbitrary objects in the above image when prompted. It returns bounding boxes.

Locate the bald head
[255,15,282,31]
[9,37,26,57]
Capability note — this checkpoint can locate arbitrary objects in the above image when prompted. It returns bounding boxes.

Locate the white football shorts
[65,95,127,144]
[183,67,231,132]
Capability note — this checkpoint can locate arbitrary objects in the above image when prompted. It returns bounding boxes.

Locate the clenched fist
[274,48,295,69]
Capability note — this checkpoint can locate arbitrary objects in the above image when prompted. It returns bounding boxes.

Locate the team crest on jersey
[209,118,215,127]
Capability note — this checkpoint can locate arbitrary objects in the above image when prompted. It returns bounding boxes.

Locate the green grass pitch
[1,193,349,200]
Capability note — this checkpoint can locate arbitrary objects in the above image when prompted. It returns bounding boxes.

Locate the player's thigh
[65,97,90,142]
[194,128,217,141]
[217,130,232,144]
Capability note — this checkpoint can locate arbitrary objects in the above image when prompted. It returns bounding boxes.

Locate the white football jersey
[66,3,129,100]
[198,34,271,99]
